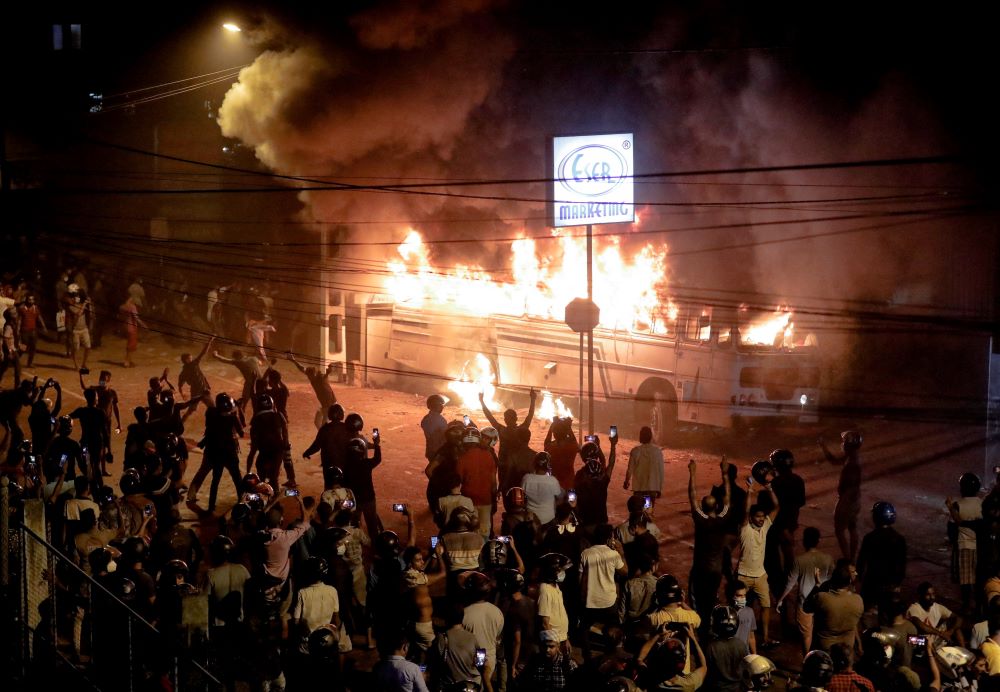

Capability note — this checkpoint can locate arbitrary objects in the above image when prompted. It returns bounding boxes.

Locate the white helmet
[68,283,80,293]
[462,427,482,446]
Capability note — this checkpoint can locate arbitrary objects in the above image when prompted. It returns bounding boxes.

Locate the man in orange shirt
[456,427,498,538]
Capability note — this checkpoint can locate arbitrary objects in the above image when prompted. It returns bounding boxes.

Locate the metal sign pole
[587,224,595,435]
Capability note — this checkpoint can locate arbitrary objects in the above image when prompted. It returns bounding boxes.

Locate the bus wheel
[650,396,677,446]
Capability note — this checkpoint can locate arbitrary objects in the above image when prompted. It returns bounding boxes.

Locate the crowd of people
[5,271,1000,692]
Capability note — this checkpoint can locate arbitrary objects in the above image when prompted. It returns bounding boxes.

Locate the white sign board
[552,132,634,227]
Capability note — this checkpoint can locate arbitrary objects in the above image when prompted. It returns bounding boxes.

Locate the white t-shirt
[522,473,562,524]
[955,497,983,550]
[65,497,100,521]
[463,601,505,666]
[907,601,953,629]
[292,582,340,632]
[538,582,570,642]
[580,544,625,609]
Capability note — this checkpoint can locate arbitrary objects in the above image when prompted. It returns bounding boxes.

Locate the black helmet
[799,650,834,688]
[769,449,794,472]
[959,472,982,497]
[211,535,235,564]
[505,486,526,508]
[711,605,739,638]
[426,394,446,409]
[89,545,121,574]
[244,491,266,512]
[164,559,190,580]
[256,393,274,411]
[445,421,466,444]
[655,574,682,606]
[872,501,896,527]
[163,433,181,457]
[242,472,261,491]
[122,536,148,564]
[374,530,401,557]
[215,392,235,413]
[539,552,572,582]
[580,441,600,461]
[650,637,687,677]
[482,539,509,567]
[305,556,329,582]
[118,577,137,601]
[324,526,350,548]
[346,437,367,456]
[345,412,364,433]
[750,460,775,485]
[458,570,493,599]
[534,451,552,471]
[95,485,116,506]
[57,415,73,436]
[841,430,863,449]
[327,466,345,485]
[308,625,339,655]
[494,567,525,594]
[230,501,253,524]
[18,440,33,454]
[120,468,142,495]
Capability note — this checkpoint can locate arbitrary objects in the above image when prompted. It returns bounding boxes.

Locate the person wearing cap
[819,430,863,561]
[457,428,498,538]
[522,629,577,692]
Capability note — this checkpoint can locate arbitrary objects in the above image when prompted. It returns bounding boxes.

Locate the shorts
[413,620,435,650]
[72,329,91,350]
[738,572,771,608]
[954,547,977,585]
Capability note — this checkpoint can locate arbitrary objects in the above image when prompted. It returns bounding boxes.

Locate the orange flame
[741,307,795,348]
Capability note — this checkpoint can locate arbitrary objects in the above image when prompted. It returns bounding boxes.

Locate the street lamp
[222,22,241,33]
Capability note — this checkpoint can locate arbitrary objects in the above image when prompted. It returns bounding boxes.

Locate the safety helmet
[346,437,368,456]
[256,393,274,412]
[482,539,509,567]
[344,413,364,433]
[959,472,982,497]
[18,440,33,454]
[872,501,896,527]
[256,482,274,499]
[450,507,478,532]
[374,530,401,557]
[327,466,345,486]
[120,468,142,495]
[650,637,687,677]
[89,545,121,575]
[769,449,794,472]
[534,451,552,471]
[462,427,482,447]
[67,283,80,294]
[861,628,900,666]
[309,625,339,655]
[494,567,525,594]
[329,403,345,422]
[305,556,329,582]
[655,574,683,606]
[741,655,776,691]
[539,552,573,582]
[163,433,181,457]
[243,493,265,512]
[95,485,116,507]
[505,486,526,508]
[210,535,235,564]
[580,441,600,461]
[481,427,499,448]
[241,472,261,491]
[57,415,73,436]
[426,394,446,410]
[121,536,148,564]
[799,650,834,688]
[215,392,235,413]
[118,577,137,601]
[711,605,739,638]
[841,430,863,449]
[164,559,190,580]
[458,570,493,599]
[324,526,350,547]
[935,645,976,677]
[230,502,253,524]
[750,460,775,486]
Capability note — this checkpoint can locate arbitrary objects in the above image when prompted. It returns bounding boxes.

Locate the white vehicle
[324,293,819,444]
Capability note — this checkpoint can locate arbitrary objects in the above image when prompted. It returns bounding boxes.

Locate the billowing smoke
[217,3,990,412]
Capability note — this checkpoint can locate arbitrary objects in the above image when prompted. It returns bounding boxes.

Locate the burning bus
[323,230,820,443]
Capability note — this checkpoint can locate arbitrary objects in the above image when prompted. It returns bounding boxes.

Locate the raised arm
[764,484,779,522]
[522,388,537,427]
[213,350,235,364]
[688,458,701,514]
[719,456,731,514]
[741,478,755,527]
[606,438,619,478]
[288,351,308,375]
[479,392,501,429]
[197,336,214,361]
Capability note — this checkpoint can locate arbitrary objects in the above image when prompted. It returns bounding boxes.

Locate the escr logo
[557,144,629,197]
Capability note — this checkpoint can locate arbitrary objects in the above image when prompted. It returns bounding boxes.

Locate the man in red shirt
[456,427,498,538]
[17,295,46,368]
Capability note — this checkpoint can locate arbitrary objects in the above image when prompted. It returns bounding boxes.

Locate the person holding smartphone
[573,434,618,527]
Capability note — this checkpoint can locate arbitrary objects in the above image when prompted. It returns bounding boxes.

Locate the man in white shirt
[623,426,664,512]
[461,571,504,692]
[579,523,627,655]
[522,453,563,525]
[907,582,964,645]
[737,477,779,648]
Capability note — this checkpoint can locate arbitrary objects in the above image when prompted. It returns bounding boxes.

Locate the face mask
[106,560,117,574]
[336,545,347,556]
[734,596,747,608]
[556,571,566,583]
